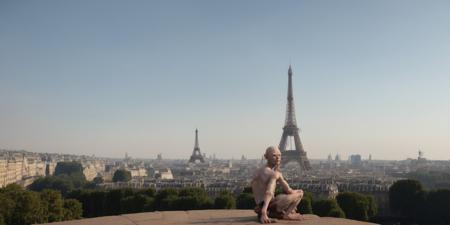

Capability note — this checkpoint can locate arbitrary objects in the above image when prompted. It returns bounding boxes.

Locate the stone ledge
[36,210,379,225]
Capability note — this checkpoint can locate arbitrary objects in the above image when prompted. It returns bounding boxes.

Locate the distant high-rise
[278,65,311,171]
[189,129,205,163]
[350,154,362,167]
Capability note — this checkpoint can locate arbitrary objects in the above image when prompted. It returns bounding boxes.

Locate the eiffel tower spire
[285,65,297,127]
[189,129,205,163]
[194,129,200,149]
[279,65,311,171]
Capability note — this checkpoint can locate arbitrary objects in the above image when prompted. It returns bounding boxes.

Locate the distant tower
[327,154,333,161]
[124,152,130,165]
[189,129,205,163]
[418,150,425,160]
[335,154,341,161]
[279,65,312,171]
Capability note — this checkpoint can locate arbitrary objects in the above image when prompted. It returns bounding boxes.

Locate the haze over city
[1,0,449,160]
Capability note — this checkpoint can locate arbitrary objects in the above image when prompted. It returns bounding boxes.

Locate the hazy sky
[1,1,449,160]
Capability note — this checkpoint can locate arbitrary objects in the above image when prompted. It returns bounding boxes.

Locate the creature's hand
[260,212,272,224]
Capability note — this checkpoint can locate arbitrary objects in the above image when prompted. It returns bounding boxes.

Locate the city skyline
[1,1,450,160]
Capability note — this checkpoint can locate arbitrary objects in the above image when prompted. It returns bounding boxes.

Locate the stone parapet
[35,210,379,225]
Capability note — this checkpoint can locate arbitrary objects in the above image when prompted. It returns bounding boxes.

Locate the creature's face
[266,148,281,167]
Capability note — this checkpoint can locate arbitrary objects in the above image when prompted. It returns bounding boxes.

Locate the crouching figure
[252,146,304,224]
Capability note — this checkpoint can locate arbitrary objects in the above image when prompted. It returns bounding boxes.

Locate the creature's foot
[282,213,305,221]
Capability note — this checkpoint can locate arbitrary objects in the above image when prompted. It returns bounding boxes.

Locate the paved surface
[37,210,379,225]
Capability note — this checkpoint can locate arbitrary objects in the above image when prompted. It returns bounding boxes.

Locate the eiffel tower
[189,129,205,163]
[279,65,311,171]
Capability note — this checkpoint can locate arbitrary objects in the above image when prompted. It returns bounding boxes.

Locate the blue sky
[1,0,449,160]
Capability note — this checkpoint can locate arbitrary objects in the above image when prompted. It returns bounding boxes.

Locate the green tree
[90,190,107,217]
[159,195,178,211]
[175,196,199,210]
[312,199,345,218]
[40,189,64,222]
[29,177,74,196]
[175,188,213,210]
[2,185,83,225]
[29,174,87,197]
[64,173,87,187]
[336,192,376,221]
[426,189,450,224]
[297,191,313,214]
[93,176,104,184]
[72,190,92,217]
[73,190,107,218]
[137,188,156,198]
[120,195,138,213]
[236,192,255,209]
[54,161,86,180]
[69,190,102,218]
[62,199,83,220]
[104,188,134,215]
[120,194,154,213]
[235,186,255,209]
[214,191,236,209]
[3,184,46,225]
[155,188,178,211]
[0,192,15,225]
[134,188,156,211]
[112,169,132,182]
[83,181,97,189]
[389,179,426,221]
[407,170,450,190]
[143,197,156,212]
[66,189,83,202]
[365,195,378,220]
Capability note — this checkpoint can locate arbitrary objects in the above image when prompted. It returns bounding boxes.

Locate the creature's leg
[271,190,304,220]
[285,190,303,215]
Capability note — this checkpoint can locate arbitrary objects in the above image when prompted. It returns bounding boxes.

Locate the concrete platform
[37,210,379,225]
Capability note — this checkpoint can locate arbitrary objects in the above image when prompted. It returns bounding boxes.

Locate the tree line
[22,161,379,223]
[0,184,82,225]
[389,179,450,225]
[29,161,98,197]
[65,187,236,218]
[0,182,379,225]
[17,161,450,225]
[406,170,450,190]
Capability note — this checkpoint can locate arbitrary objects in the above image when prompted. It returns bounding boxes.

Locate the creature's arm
[260,173,277,223]
[279,174,293,194]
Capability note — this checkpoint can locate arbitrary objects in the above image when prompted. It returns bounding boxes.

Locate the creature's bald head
[264,146,282,170]
[265,146,280,157]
